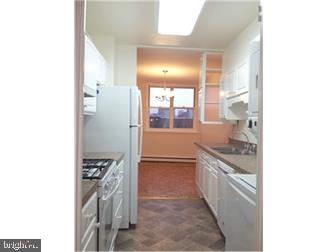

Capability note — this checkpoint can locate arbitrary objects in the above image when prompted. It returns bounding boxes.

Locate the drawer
[200,150,217,168]
[217,159,235,174]
[81,192,97,237]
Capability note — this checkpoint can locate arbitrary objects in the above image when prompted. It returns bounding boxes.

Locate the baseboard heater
[141,156,196,163]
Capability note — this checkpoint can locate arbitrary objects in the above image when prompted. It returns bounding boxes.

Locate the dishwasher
[224,174,257,251]
[217,160,235,236]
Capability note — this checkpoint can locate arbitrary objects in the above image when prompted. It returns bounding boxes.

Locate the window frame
[148,85,197,132]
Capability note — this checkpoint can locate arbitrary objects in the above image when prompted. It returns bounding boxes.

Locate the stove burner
[82,159,114,180]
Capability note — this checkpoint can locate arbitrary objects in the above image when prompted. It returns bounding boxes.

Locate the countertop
[82,180,98,207]
[83,152,124,164]
[194,142,257,174]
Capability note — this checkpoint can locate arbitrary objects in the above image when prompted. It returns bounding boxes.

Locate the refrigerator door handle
[138,90,143,163]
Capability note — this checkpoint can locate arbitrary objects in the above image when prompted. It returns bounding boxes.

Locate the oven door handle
[101,178,121,201]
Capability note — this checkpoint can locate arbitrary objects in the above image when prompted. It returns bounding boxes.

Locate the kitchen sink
[211,146,255,155]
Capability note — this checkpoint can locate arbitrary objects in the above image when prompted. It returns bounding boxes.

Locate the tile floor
[115,199,225,251]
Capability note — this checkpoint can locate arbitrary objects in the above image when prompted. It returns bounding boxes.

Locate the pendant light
[155,69,174,102]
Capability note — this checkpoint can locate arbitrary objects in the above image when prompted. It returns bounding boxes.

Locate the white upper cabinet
[219,68,248,121]
[84,35,111,115]
[97,53,106,85]
[224,70,235,95]
[248,38,260,116]
[84,35,100,96]
[224,59,249,99]
[84,35,110,96]
[236,60,249,91]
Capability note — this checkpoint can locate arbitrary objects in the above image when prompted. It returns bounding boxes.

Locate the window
[149,87,170,128]
[149,87,195,129]
[173,88,194,128]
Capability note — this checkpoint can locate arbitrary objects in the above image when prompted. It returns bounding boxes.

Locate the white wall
[114,45,137,86]
[89,36,137,87]
[223,19,260,144]
[90,35,116,86]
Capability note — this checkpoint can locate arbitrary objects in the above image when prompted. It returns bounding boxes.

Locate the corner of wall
[114,44,137,86]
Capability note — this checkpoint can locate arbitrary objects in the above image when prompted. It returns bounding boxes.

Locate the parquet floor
[138,162,199,199]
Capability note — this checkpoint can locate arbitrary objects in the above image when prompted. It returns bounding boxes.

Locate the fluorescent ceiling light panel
[158,0,206,36]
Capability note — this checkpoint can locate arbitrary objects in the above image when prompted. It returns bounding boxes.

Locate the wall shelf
[198,52,223,124]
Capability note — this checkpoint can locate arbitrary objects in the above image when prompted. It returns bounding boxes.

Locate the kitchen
[3,1,335,251]
[79,0,261,251]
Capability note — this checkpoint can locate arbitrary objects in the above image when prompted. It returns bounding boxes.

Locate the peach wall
[200,124,232,144]
[137,48,233,159]
[139,81,201,159]
[139,80,233,159]
[142,132,201,158]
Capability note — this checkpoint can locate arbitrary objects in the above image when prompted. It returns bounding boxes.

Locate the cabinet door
[213,170,218,215]
[203,164,210,201]
[199,162,203,192]
[248,49,260,115]
[84,36,99,95]
[208,168,218,217]
[226,70,236,93]
[81,224,97,252]
[201,159,206,195]
[236,60,249,91]
[198,157,205,194]
[97,53,106,85]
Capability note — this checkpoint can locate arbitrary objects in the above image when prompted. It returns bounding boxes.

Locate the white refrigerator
[83,85,143,229]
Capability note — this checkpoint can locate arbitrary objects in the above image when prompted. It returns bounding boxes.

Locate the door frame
[74,0,85,250]
[255,3,263,251]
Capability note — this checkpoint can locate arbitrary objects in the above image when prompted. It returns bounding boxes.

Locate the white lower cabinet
[197,150,218,217]
[208,167,218,217]
[81,192,98,252]
[203,163,210,200]
[81,222,97,252]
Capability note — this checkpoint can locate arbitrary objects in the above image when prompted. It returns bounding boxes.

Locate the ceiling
[86,0,259,50]
[137,48,202,85]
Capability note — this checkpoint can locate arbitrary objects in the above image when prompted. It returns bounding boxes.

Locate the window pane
[174,108,193,128]
[149,87,170,107]
[150,108,170,128]
[173,88,194,107]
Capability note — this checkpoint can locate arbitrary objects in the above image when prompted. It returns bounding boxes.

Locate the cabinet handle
[85,213,95,219]
[256,74,259,89]
[95,222,100,229]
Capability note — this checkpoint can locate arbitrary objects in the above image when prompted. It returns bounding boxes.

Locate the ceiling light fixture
[155,70,175,102]
[158,0,206,36]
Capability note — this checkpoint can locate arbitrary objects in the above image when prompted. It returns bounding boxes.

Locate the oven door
[99,179,119,251]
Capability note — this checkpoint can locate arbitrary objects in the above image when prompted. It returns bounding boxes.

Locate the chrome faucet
[233,131,250,145]
[232,131,253,153]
